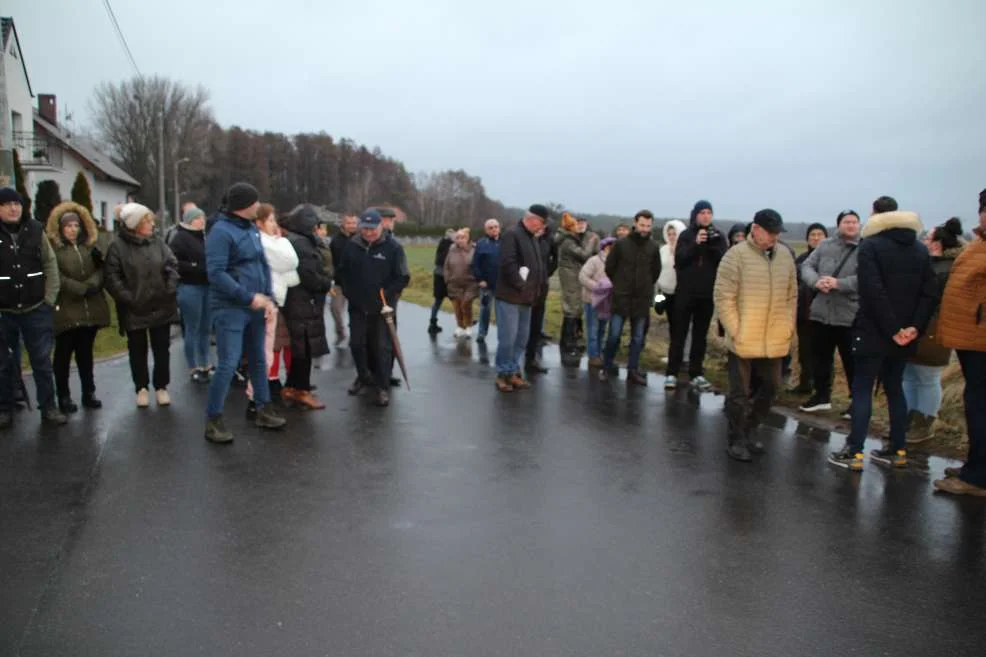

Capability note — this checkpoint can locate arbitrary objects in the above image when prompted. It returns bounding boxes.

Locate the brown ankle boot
[495,375,514,393]
[294,390,326,410]
[509,373,531,389]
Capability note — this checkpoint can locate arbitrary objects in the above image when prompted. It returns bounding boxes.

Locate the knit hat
[528,204,550,221]
[0,187,23,205]
[836,210,858,227]
[689,200,713,223]
[182,207,206,225]
[118,203,153,231]
[226,182,260,212]
[805,222,829,240]
[59,211,81,227]
[752,209,785,234]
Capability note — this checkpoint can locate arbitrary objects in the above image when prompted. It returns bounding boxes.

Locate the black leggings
[53,326,99,399]
[127,324,171,392]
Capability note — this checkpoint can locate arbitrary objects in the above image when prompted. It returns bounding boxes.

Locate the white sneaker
[664,375,677,390]
[156,389,171,406]
[136,388,150,408]
[463,327,473,340]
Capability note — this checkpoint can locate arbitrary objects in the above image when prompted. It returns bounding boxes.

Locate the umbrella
[379,289,410,390]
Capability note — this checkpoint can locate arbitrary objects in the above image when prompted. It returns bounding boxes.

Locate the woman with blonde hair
[104,203,180,408]
[443,227,479,339]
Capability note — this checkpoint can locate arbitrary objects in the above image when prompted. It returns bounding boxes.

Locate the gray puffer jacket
[800,236,860,327]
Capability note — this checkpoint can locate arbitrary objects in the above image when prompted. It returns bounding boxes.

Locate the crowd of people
[1,183,984,497]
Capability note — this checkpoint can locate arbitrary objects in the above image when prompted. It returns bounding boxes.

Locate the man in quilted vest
[713,209,797,462]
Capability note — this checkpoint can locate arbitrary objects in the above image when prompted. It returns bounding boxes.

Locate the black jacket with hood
[674,213,728,299]
[280,205,334,358]
[169,224,208,286]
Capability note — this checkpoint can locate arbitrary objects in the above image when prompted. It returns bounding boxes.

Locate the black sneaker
[828,446,864,471]
[800,395,832,412]
[205,416,234,443]
[41,407,69,426]
[58,396,79,414]
[870,447,907,468]
[255,406,287,430]
[427,322,442,335]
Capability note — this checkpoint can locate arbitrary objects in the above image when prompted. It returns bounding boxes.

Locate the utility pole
[157,109,165,227]
[174,157,190,226]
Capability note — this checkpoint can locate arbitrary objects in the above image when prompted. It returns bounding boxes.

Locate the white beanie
[117,203,153,231]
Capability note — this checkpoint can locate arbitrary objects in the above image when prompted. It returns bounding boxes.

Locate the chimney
[39,94,57,125]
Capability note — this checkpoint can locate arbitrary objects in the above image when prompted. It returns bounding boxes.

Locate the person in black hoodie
[665,200,727,392]
[337,210,411,407]
[170,207,212,383]
[279,204,334,410]
[428,229,455,335]
[790,222,829,393]
[828,196,938,472]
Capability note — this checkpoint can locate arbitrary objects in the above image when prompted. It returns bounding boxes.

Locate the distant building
[2,16,139,228]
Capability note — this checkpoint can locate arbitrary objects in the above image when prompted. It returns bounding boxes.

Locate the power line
[101,0,142,79]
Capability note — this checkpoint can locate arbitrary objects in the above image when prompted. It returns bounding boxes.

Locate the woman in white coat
[657,220,691,387]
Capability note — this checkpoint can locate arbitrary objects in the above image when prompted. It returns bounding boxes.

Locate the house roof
[34,112,140,188]
[2,17,34,97]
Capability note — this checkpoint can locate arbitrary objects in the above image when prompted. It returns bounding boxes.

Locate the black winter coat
[337,233,410,313]
[795,247,815,326]
[605,231,661,320]
[853,211,939,357]
[495,221,547,306]
[674,221,728,299]
[104,230,180,332]
[169,225,208,286]
[328,231,353,282]
[280,206,334,359]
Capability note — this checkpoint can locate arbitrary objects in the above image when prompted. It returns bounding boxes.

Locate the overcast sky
[7,0,985,222]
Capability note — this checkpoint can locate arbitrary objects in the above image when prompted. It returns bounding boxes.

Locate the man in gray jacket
[799,210,861,415]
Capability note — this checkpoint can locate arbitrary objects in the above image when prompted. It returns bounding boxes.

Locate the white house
[2,16,139,230]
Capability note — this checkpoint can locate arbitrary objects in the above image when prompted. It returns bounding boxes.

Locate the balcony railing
[12,131,63,168]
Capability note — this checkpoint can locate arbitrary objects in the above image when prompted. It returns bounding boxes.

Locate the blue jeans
[956,350,986,488]
[478,288,494,338]
[603,314,647,372]
[847,352,908,453]
[206,307,269,419]
[584,303,608,359]
[494,299,531,376]
[177,284,211,370]
[902,362,944,417]
[0,304,56,412]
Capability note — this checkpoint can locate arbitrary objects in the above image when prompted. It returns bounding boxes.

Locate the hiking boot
[870,447,907,468]
[58,396,79,414]
[727,442,753,462]
[509,373,531,390]
[255,406,287,430]
[156,389,171,406]
[348,378,369,396]
[587,356,603,368]
[934,477,986,497]
[627,370,648,386]
[494,375,514,393]
[204,416,234,444]
[136,388,150,408]
[828,446,864,471]
[800,395,832,413]
[691,375,712,392]
[944,466,962,479]
[375,389,390,407]
[42,407,68,425]
[81,394,102,409]
[427,320,442,334]
[525,360,548,375]
[664,375,678,390]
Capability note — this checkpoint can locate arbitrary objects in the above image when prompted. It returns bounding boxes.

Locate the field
[401,244,968,459]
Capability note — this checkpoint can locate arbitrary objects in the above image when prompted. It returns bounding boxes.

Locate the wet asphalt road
[1,302,984,657]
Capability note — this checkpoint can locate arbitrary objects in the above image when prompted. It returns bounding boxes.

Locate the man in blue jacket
[203,182,286,443]
[337,210,410,407]
[472,218,501,343]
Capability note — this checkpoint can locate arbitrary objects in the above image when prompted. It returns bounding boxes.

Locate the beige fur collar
[861,211,922,238]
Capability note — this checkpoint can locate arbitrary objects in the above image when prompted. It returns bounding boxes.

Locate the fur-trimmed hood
[662,219,686,244]
[861,211,922,239]
[45,201,98,247]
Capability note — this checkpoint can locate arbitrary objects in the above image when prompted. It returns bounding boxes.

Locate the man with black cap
[493,205,550,392]
[0,188,68,428]
[666,200,727,392]
[336,209,410,407]
[714,209,797,461]
[203,182,286,443]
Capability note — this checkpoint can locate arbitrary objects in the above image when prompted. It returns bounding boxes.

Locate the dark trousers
[847,352,907,454]
[956,350,986,488]
[350,308,393,391]
[725,353,782,444]
[810,321,855,400]
[53,326,99,399]
[368,302,398,378]
[795,321,814,388]
[664,294,677,346]
[526,294,547,363]
[127,324,171,393]
[0,305,56,413]
[666,295,714,378]
[285,353,312,390]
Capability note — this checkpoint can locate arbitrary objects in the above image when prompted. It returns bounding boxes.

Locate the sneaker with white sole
[136,388,150,408]
[870,447,907,468]
[664,375,678,390]
[156,389,171,406]
[828,446,864,471]
[800,395,832,412]
[691,376,712,392]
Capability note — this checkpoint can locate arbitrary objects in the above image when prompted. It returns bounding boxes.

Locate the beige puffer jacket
[713,239,797,359]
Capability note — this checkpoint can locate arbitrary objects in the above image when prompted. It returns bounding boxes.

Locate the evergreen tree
[70,171,94,213]
[33,180,62,224]
[12,149,32,221]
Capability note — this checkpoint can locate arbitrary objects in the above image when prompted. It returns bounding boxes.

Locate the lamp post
[174,157,190,227]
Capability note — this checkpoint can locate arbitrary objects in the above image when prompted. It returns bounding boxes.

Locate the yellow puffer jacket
[714,240,797,359]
